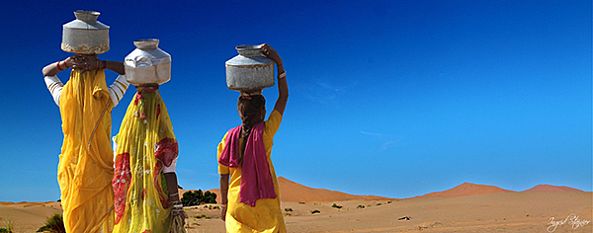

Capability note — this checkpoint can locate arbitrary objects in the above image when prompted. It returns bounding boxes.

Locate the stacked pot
[61,10,110,54]
[124,39,172,86]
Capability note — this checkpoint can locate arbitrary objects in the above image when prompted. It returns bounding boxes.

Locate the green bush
[181,190,217,206]
[36,214,65,233]
[203,191,217,204]
[0,220,13,233]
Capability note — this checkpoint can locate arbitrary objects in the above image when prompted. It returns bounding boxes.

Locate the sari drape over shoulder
[219,123,277,207]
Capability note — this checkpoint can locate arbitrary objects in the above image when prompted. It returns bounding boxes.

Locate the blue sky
[0,0,591,201]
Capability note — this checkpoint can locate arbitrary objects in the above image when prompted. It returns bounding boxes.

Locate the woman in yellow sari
[42,55,128,233]
[111,39,185,233]
[218,44,289,233]
[112,82,185,233]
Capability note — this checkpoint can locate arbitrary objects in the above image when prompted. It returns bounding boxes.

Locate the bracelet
[169,193,179,197]
[278,71,286,79]
[173,204,183,208]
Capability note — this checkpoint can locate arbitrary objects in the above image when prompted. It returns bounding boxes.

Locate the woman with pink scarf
[217,44,289,233]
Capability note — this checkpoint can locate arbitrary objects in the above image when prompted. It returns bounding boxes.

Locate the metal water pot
[124,39,172,85]
[61,10,110,54]
[225,45,275,91]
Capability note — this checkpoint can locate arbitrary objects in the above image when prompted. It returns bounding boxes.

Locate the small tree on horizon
[203,191,217,204]
[181,190,217,206]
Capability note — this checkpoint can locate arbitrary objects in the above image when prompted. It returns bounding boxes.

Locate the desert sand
[1,178,591,233]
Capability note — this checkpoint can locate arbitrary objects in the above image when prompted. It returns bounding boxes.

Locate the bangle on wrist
[278,71,286,79]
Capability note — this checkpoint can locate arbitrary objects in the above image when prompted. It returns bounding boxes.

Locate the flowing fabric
[217,110,286,233]
[112,86,178,233]
[219,123,276,206]
[57,69,115,233]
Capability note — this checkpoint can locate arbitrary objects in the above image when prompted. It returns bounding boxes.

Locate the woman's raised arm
[261,44,288,115]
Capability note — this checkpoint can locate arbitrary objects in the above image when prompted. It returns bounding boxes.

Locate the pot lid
[63,10,109,30]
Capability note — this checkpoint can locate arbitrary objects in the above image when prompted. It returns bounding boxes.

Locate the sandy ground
[184,191,592,233]
[3,191,590,233]
[0,202,62,232]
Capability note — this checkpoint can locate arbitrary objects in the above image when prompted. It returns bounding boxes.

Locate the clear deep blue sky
[0,0,591,201]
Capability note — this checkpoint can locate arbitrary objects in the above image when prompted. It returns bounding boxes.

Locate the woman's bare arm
[42,57,75,77]
[165,172,186,218]
[220,174,230,221]
[274,71,288,115]
[261,44,288,115]
[77,57,125,75]
[165,172,181,202]
[42,55,124,76]
[105,61,125,75]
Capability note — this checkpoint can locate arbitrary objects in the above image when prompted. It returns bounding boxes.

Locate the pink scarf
[218,122,277,206]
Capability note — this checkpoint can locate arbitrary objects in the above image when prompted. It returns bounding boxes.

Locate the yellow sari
[112,85,177,233]
[57,69,115,233]
[217,110,286,233]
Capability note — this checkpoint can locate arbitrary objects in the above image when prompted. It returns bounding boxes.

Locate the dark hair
[237,95,266,162]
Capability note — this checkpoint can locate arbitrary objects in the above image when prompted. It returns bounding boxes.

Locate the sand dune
[0,202,61,232]
[276,177,390,202]
[523,184,585,193]
[421,182,514,198]
[419,183,586,199]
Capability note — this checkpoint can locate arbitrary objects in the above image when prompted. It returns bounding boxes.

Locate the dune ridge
[419,182,586,198]
[523,184,585,192]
